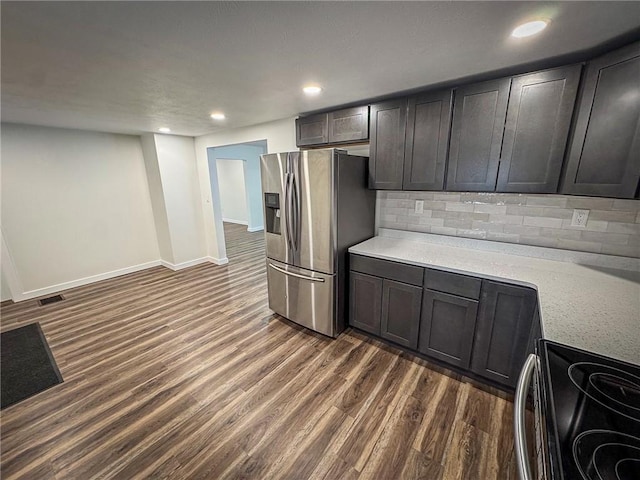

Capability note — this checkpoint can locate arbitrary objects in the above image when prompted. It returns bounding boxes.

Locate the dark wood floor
[0,222,519,479]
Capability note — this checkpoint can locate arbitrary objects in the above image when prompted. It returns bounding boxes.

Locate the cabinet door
[329,106,369,144]
[403,90,453,190]
[349,272,382,335]
[447,78,511,191]
[296,114,329,147]
[369,99,408,189]
[562,41,640,198]
[419,290,478,369]
[471,281,537,388]
[380,279,421,349]
[497,65,582,193]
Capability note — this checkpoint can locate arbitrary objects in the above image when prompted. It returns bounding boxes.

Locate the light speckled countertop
[349,229,640,365]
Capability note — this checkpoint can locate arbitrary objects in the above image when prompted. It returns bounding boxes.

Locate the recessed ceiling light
[210,112,226,120]
[511,20,549,38]
[158,127,171,133]
[303,85,322,95]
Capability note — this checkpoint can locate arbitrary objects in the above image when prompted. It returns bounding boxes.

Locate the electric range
[536,340,640,480]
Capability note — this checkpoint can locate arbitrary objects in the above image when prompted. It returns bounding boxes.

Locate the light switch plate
[571,209,589,227]
[415,200,424,214]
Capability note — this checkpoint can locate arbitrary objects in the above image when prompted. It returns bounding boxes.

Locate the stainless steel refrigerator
[260,149,375,337]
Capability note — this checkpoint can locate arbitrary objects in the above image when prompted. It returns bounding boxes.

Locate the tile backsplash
[377,191,640,258]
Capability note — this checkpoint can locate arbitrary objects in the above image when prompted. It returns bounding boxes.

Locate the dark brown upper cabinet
[497,65,582,193]
[296,106,369,147]
[328,106,369,144]
[369,99,408,189]
[447,78,511,191]
[403,90,453,190]
[296,114,329,146]
[562,42,640,198]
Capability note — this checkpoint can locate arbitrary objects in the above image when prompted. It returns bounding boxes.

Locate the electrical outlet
[571,209,589,227]
[415,200,424,214]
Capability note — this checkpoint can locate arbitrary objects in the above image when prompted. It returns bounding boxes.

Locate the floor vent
[39,294,65,306]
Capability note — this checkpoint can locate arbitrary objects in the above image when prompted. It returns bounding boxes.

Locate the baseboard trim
[18,260,162,302]
[247,226,264,232]
[208,256,229,265]
[222,218,248,226]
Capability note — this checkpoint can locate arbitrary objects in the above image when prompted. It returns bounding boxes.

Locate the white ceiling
[2,1,639,137]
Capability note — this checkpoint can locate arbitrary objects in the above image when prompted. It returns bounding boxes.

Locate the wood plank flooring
[1,222,519,479]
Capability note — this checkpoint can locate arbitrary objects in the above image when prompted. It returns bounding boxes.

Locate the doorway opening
[206,140,268,263]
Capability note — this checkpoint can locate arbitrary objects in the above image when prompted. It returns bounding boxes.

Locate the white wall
[141,134,174,263]
[1,124,160,298]
[194,117,296,260]
[1,270,11,302]
[153,135,208,265]
[216,159,248,224]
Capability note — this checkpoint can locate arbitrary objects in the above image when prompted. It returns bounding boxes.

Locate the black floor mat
[1,323,63,409]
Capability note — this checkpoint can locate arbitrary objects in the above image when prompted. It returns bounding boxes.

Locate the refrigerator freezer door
[266,258,335,337]
[261,153,291,265]
[296,150,335,274]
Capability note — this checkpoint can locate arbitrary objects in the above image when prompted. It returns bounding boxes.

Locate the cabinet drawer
[424,269,481,299]
[350,254,423,286]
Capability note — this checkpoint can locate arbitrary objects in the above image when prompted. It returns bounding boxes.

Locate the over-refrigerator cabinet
[260,149,375,337]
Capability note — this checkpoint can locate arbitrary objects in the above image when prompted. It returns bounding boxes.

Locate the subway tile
[456,229,488,239]
[445,203,475,212]
[607,222,640,235]
[504,224,542,236]
[471,221,504,233]
[408,192,436,201]
[539,228,582,240]
[541,208,574,219]
[523,216,564,228]
[460,192,495,204]
[432,210,459,219]
[415,217,445,227]
[488,214,523,225]
[444,218,473,229]
[380,214,398,223]
[588,209,637,223]
[526,196,568,207]
[380,206,407,215]
[566,197,615,210]
[637,212,640,224]
[519,236,560,248]
[433,193,460,202]
[612,198,640,211]
[493,194,528,205]
[459,212,491,222]
[506,205,546,216]
[474,204,508,215]
[486,232,521,242]
[601,244,640,258]
[430,226,459,236]
[422,201,447,211]
[408,224,433,233]
[580,231,630,245]
[561,219,608,232]
[557,238,602,254]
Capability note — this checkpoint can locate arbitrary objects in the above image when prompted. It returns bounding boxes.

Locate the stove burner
[569,363,640,422]
[573,430,640,480]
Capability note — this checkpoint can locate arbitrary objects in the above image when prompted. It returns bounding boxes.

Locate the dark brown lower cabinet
[419,290,478,369]
[380,280,421,349]
[470,281,537,388]
[349,272,383,335]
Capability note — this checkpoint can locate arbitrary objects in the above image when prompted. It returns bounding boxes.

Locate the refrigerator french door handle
[291,171,300,252]
[268,263,325,282]
[284,172,293,252]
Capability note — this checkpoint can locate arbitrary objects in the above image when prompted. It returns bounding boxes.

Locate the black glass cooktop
[539,340,640,480]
